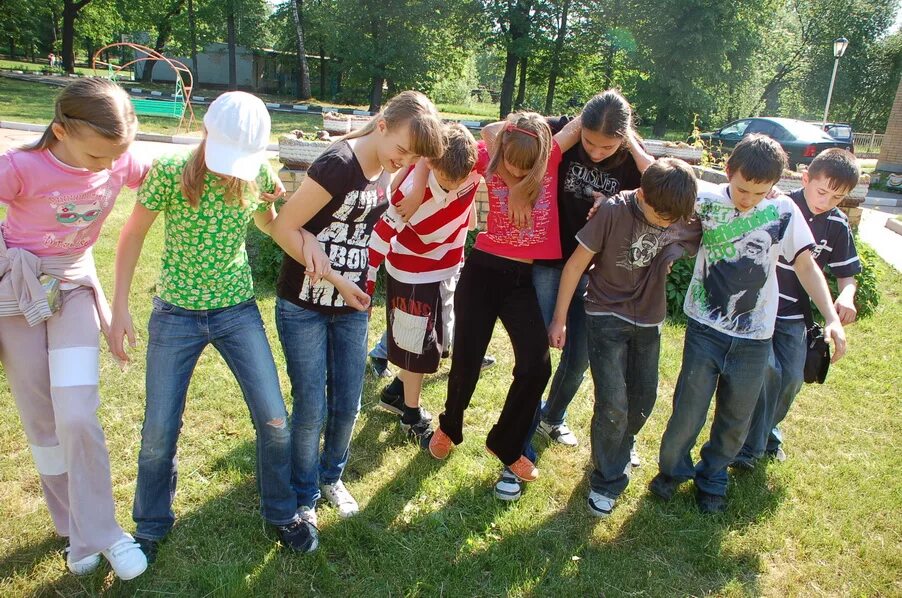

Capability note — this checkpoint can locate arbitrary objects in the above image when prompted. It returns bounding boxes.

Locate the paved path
[858,205,902,272]
[0,128,276,162]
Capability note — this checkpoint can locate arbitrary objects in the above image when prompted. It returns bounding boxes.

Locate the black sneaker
[648,473,679,501]
[401,415,433,441]
[730,457,756,472]
[277,517,319,553]
[135,537,159,565]
[696,490,727,515]
[481,355,497,370]
[378,380,404,415]
[370,356,392,378]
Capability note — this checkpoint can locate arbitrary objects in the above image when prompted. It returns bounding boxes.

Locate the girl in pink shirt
[0,78,149,580]
[423,111,580,485]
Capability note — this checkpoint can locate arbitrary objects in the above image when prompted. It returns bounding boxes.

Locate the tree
[543,0,571,113]
[62,0,94,72]
[289,0,312,99]
[138,0,186,82]
[489,0,535,117]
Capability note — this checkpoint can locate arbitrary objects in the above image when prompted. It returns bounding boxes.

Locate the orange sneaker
[426,427,454,459]
[486,446,539,482]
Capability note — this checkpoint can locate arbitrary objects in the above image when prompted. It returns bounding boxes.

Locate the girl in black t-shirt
[270,91,444,527]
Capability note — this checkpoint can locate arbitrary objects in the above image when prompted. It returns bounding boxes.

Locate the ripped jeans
[134,298,296,540]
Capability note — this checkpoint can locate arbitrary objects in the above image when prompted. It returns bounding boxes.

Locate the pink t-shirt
[473,139,562,260]
[0,148,148,256]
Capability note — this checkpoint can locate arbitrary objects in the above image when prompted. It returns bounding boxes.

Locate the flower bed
[322,112,370,135]
[643,140,704,163]
[278,131,330,170]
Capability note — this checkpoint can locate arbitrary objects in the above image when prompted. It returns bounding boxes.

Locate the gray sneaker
[494,468,522,501]
[587,490,616,518]
[537,421,578,447]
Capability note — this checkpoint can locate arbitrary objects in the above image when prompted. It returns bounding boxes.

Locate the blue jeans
[658,319,770,496]
[134,298,295,540]
[275,298,368,508]
[738,318,806,462]
[586,315,661,499]
[369,331,388,361]
[533,264,590,425]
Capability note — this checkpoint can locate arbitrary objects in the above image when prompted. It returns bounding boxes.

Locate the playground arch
[92,43,197,133]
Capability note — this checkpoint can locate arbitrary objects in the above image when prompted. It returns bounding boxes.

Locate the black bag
[801,295,830,384]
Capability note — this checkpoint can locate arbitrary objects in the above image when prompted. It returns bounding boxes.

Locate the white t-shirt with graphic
[684,181,815,339]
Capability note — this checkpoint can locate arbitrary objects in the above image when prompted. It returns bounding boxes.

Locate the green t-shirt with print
[138,152,276,310]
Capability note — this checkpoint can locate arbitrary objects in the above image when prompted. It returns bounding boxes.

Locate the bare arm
[793,250,846,361]
[834,275,858,325]
[548,245,594,348]
[552,115,582,153]
[109,203,159,363]
[625,129,655,173]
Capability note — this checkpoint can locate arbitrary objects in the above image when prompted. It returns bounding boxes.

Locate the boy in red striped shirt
[367,124,480,438]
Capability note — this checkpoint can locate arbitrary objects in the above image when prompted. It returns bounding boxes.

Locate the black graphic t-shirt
[537,116,643,268]
[277,140,391,314]
[776,188,861,320]
[577,191,701,326]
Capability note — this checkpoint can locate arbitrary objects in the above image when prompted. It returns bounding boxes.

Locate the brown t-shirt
[277,140,391,314]
[577,191,701,326]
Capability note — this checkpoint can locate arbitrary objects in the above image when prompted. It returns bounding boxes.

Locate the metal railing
[852,132,884,158]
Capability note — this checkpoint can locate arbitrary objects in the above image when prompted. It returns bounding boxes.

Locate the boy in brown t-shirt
[547,158,700,517]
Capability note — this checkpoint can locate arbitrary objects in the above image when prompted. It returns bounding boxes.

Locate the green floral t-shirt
[138,152,276,310]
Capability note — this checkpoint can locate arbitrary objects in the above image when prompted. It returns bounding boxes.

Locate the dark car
[695,117,849,170]
[821,122,855,154]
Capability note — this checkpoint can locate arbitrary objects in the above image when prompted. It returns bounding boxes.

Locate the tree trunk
[290,0,312,99]
[227,11,237,90]
[8,37,13,59]
[500,50,518,118]
[62,0,89,74]
[188,0,199,81]
[319,45,326,99]
[140,0,185,83]
[516,55,527,109]
[369,76,384,112]
[652,102,670,137]
[544,0,570,114]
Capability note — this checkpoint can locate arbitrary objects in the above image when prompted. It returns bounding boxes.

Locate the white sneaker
[65,546,101,575]
[587,490,616,518]
[494,468,522,501]
[630,445,641,468]
[538,421,579,447]
[102,534,148,580]
[321,480,359,518]
[298,505,318,528]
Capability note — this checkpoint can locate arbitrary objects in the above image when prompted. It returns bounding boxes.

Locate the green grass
[0,58,117,79]
[0,185,899,595]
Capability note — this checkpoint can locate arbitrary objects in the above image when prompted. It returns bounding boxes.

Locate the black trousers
[439,250,551,465]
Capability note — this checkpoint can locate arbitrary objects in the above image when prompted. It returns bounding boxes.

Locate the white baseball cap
[203,91,271,182]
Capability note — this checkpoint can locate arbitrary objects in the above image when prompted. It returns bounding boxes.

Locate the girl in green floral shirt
[109,92,356,559]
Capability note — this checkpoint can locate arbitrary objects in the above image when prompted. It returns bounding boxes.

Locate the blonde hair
[432,124,477,181]
[342,90,444,159]
[487,111,552,202]
[180,140,257,209]
[25,77,138,151]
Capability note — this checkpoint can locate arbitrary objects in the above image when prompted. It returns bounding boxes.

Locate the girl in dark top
[496,90,655,501]
[270,91,444,528]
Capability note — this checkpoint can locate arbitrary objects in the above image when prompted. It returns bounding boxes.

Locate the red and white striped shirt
[367,166,480,290]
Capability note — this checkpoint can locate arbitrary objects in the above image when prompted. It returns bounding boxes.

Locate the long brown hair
[487,111,552,203]
[342,90,444,159]
[180,140,257,208]
[25,77,137,151]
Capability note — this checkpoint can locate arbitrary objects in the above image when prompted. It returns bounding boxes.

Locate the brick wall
[876,76,902,174]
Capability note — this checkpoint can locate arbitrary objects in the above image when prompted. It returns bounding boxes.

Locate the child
[270,91,444,526]
[648,134,847,514]
[422,112,581,485]
[535,89,655,450]
[367,123,481,439]
[111,92,327,558]
[547,158,699,516]
[735,149,861,468]
[0,78,148,579]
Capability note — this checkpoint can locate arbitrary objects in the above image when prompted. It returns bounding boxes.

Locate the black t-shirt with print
[537,115,643,268]
[775,188,861,320]
[277,140,391,315]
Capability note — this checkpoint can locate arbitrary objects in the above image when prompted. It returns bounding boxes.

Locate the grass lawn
[0,183,899,595]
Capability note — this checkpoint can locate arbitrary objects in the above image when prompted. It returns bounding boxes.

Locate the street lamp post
[822,36,849,127]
